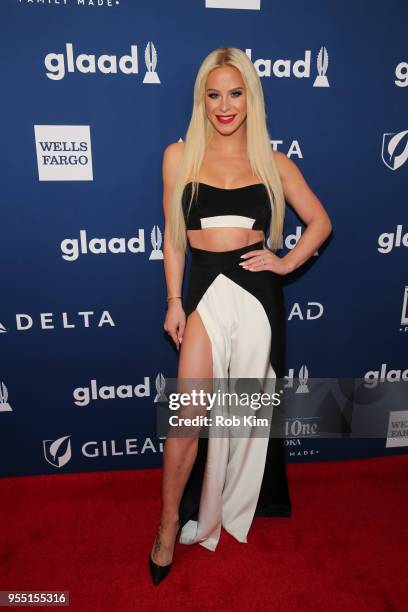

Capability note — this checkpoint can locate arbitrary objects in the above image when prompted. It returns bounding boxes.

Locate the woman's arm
[162,142,186,350]
[274,151,333,273]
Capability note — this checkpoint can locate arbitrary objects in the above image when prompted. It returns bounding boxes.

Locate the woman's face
[204,65,247,135]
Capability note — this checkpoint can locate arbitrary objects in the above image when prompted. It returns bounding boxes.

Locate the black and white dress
[176,181,291,551]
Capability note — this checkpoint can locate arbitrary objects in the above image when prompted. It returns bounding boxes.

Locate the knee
[165,428,201,448]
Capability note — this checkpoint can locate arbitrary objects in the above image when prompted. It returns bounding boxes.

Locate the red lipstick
[216,114,236,124]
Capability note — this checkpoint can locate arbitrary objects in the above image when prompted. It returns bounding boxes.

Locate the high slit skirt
[178,240,291,551]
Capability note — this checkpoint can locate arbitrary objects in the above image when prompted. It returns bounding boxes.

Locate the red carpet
[1,455,407,611]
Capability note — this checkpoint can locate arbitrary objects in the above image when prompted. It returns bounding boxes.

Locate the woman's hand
[164,301,186,351]
[239,246,293,275]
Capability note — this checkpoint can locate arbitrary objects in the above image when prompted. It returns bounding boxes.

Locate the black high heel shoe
[149,520,180,586]
[149,554,172,586]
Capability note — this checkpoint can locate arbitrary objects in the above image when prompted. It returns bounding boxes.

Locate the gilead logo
[381,130,408,170]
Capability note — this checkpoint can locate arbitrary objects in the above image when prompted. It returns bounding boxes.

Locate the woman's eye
[208,91,242,99]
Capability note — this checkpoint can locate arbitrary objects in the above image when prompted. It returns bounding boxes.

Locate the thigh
[176,310,213,421]
[178,309,213,379]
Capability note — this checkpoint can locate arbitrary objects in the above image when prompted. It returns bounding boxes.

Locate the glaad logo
[395,62,408,88]
[60,228,163,261]
[245,46,330,87]
[364,363,408,388]
[206,0,261,9]
[401,286,408,331]
[381,130,408,170]
[386,410,408,448]
[0,382,12,412]
[268,226,319,256]
[377,225,408,253]
[73,373,168,406]
[10,311,115,331]
[44,42,160,83]
[43,435,72,468]
[34,125,93,181]
[0,322,6,333]
[288,303,324,321]
[73,378,151,407]
[61,229,144,261]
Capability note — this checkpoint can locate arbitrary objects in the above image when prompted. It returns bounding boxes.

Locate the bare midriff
[187,227,265,252]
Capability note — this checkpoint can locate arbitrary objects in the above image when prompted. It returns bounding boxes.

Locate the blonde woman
[149,47,332,585]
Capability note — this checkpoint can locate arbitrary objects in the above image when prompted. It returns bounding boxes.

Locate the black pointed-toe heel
[149,520,180,586]
[149,554,172,586]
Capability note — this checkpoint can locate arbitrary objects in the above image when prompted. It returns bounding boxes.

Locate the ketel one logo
[43,435,72,468]
[381,130,408,170]
[0,382,12,412]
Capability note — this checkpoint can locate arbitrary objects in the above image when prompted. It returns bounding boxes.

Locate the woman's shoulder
[162,141,186,184]
[272,149,299,182]
[163,141,186,163]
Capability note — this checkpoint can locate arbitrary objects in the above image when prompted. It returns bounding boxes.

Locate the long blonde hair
[168,46,285,252]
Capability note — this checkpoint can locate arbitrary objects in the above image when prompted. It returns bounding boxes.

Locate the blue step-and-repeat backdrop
[1,0,407,478]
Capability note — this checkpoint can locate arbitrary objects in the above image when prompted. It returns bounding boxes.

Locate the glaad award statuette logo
[296,365,310,394]
[0,382,12,412]
[401,286,408,330]
[313,46,329,87]
[149,225,164,260]
[154,373,168,402]
[143,41,160,84]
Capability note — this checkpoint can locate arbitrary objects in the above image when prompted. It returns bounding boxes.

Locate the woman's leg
[151,309,212,566]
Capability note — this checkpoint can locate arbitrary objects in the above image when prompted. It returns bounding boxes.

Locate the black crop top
[181,182,271,232]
